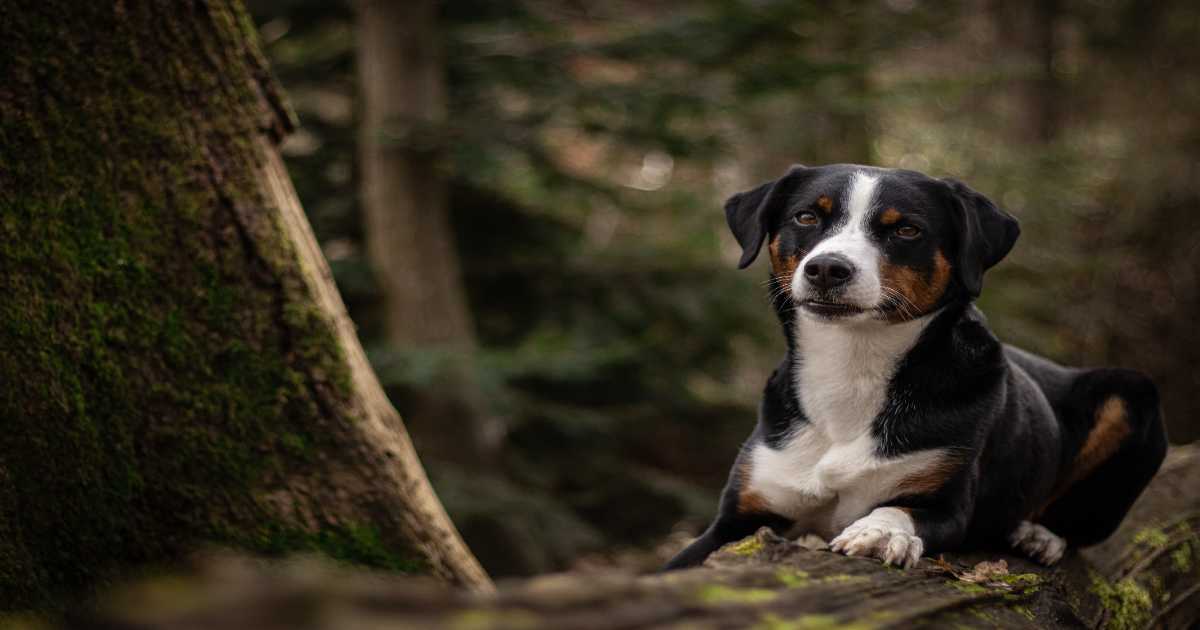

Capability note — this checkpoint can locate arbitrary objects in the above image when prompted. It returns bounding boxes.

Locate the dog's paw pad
[830,508,924,568]
[1009,521,1066,566]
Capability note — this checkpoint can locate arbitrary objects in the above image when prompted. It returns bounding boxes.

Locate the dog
[663,164,1168,571]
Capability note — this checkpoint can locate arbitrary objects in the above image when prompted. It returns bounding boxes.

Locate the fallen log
[67,444,1200,629]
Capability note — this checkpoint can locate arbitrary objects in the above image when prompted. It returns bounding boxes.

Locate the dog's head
[727,164,1019,324]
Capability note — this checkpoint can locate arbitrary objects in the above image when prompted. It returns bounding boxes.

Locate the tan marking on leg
[1070,396,1131,484]
[880,207,902,225]
[738,490,770,515]
[879,250,952,321]
[816,195,833,213]
[733,458,769,515]
[895,453,963,497]
[1035,396,1132,516]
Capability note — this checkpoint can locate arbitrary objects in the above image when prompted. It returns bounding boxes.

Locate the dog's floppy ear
[726,165,809,269]
[941,178,1020,297]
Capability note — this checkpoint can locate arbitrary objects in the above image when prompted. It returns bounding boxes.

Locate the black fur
[663,164,1167,571]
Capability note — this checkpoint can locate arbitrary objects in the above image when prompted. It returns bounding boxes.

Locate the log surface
[69,445,1200,629]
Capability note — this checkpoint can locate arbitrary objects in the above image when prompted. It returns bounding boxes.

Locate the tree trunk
[356,0,502,464]
[0,0,491,611]
[70,444,1200,629]
[992,0,1063,144]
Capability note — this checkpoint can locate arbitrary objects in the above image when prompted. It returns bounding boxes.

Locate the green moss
[776,568,811,587]
[696,584,779,605]
[949,582,991,595]
[756,613,839,630]
[1133,527,1170,549]
[756,612,892,630]
[818,574,867,585]
[1090,574,1153,630]
[997,572,1041,588]
[451,609,538,630]
[0,0,406,612]
[1170,542,1194,573]
[236,523,426,574]
[727,536,765,556]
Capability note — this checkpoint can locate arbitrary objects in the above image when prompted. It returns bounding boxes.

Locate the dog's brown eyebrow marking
[880,207,902,225]
[816,195,833,213]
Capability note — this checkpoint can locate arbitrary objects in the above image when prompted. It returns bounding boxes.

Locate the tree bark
[0,0,490,610]
[356,0,502,463]
[72,444,1200,628]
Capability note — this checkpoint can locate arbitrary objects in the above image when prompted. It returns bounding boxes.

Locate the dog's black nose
[803,254,855,289]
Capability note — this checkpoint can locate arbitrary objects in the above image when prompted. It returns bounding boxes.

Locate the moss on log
[0,0,487,610]
[44,445,1200,628]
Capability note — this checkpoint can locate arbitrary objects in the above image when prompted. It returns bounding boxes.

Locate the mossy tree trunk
[0,0,490,610]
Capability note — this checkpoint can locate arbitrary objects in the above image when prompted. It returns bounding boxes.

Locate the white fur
[830,507,924,568]
[744,308,944,543]
[1010,521,1067,565]
[746,429,946,540]
[794,310,934,444]
[791,171,883,313]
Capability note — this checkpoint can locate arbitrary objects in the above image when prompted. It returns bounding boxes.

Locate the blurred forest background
[245,0,1200,578]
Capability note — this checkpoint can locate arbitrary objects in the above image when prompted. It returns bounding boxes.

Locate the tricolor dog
[663,164,1167,570]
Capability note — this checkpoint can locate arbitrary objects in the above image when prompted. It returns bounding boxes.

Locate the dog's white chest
[742,312,944,539]
[746,427,944,539]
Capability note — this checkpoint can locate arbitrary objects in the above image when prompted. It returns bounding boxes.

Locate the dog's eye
[896,225,921,239]
[794,212,820,227]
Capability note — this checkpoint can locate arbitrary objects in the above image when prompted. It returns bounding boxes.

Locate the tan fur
[880,207,901,225]
[1068,397,1131,486]
[738,490,770,515]
[817,195,833,213]
[1035,396,1131,517]
[879,250,952,320]
[769,234,800,281]
[895,453,963,497]
[733,459,769,514]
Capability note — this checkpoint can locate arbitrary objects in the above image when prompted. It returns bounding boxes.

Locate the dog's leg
[661,510,792,571]
[831,472,975,569]
[830,507,925,568]
[1037,368,1167,546]
[1009,520,1067,565]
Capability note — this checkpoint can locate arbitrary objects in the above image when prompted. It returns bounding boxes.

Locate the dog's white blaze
[791,171,883,308]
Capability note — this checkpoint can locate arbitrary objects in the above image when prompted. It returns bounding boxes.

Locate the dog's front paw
[830,507,923,568]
